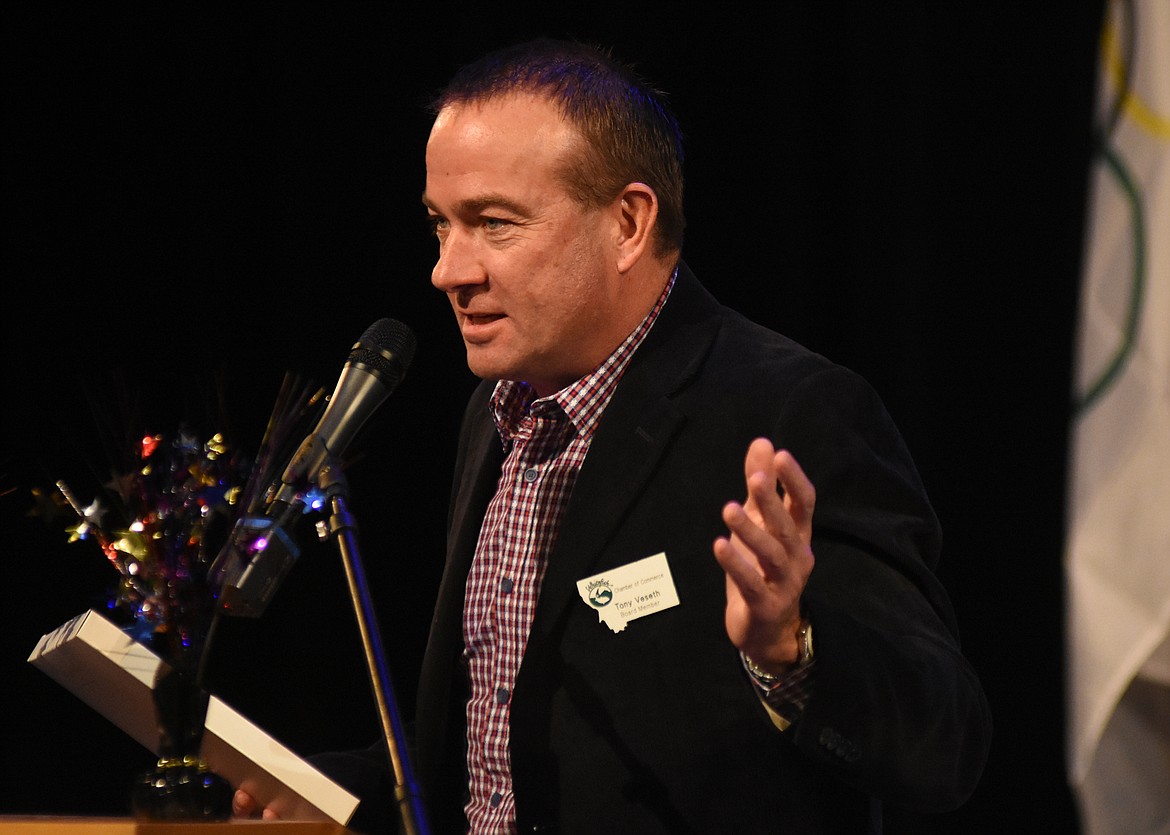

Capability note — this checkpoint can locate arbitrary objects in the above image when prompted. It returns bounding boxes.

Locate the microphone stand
[317,459,430,835]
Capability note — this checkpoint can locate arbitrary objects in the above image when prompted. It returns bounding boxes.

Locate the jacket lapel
[528,263,724,637]
[422,383,501,689]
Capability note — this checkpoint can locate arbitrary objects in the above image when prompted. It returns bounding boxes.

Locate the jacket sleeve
[774,365,992,812]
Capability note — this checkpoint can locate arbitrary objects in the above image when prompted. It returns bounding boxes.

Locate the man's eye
[427,216,448,236]
[483,217,508,231]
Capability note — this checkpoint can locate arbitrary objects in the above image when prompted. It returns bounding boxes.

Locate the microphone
[269,318,417,509]
[212,318,417,617]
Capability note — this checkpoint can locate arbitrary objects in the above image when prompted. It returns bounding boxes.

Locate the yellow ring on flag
[1102,16,1170,139]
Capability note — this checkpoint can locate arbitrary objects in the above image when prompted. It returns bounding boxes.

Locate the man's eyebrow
[421,191,532,217]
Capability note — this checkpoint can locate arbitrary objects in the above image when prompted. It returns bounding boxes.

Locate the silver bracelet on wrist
[742,620,814,684]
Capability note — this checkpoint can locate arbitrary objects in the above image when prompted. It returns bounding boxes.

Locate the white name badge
[576,552,680,633]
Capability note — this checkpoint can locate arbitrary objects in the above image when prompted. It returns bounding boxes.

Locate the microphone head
[348,318,417,392]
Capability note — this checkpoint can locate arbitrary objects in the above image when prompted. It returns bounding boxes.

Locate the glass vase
[129,647,233,820]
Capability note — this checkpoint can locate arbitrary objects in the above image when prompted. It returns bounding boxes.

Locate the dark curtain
[1,5,1103,832]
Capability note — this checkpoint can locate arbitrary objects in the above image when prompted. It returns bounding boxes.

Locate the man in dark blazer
[414,262,991,834]
[410,39,991,835]
[236,38,991,834]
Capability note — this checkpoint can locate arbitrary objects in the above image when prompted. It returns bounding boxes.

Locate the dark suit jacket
[412,263,991,834]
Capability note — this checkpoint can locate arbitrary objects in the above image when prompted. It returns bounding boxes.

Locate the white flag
[1066,1,1170,833]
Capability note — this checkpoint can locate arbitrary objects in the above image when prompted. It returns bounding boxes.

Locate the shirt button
[522,467,538,483]
[500,577,514,594]
[490,791,503,808]
[496,687,510,704]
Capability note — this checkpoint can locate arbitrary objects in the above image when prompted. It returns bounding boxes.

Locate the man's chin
[464,350,514,384]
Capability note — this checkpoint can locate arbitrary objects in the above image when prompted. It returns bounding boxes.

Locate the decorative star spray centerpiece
[50,374,327,821]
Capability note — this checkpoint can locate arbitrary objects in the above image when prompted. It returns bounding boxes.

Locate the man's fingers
[713,529,772,606]
[721,500,795,577]
[743,437,777,482]
[745,468,799,541]
[774,450,815,535]
[233,789,257,818]
[740,441,815,544]
[232,788,282,822]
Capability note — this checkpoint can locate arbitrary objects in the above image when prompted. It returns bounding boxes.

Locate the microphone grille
[348,318,417,388]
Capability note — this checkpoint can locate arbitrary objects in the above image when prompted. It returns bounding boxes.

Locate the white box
[28,610,360,826]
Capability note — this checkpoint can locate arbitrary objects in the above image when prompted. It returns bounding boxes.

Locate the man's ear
[615,182,658,274]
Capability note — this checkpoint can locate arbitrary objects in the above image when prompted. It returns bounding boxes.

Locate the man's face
[424,92,624,397]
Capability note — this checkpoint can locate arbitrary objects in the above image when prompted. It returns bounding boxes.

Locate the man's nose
[431,230,487,293]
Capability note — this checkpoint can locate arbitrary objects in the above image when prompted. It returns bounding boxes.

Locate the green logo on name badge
[586,579,613,608]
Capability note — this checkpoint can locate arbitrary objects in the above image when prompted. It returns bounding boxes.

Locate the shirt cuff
[741,654,816,732]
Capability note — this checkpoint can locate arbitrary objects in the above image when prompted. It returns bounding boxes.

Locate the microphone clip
[211,445,344,619]
[209,513,302,618]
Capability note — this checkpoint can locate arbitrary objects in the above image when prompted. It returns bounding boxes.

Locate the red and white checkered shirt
[462,272,675,833]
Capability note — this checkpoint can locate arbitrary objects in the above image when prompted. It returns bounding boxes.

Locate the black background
[2,4,1104,832]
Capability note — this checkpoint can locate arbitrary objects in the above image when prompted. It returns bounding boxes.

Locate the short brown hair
[432,38,686,259]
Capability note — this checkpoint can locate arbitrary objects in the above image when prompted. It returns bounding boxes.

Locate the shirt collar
[490,267,677,445]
